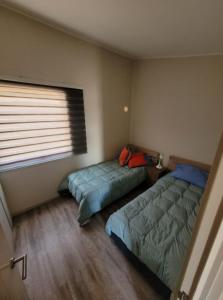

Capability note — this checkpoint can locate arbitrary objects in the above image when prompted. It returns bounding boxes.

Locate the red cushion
[119,147,131,166]
[128,152,147,168]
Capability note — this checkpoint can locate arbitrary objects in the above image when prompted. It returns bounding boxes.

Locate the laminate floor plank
[14,186,166,300]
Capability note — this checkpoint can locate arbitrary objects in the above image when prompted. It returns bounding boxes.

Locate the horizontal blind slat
[0,122,70,132]
[0,97,69,107]
[0,122,86,132]
[0,134,72,149]
[0,97,84,107]
[0,140,73,157]
[0,106,69,114]
[0,128,72,140]
[0,114,84,123]
[0,129,86,141]
[0,85,66,96]
[0,83,82,95]
[0,106,84,114]
[0,91,67,100]
[0,146,74,165]
[0,115,70,123]
[0,91,83,101]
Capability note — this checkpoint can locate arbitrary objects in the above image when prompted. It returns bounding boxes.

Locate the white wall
[179,134,223,297]
[0,7,132,215]
[130,56,223,165]
[193,218,223,300]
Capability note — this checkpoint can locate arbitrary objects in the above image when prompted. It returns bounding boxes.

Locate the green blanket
[106,174,204,290]
[58,160,147,224]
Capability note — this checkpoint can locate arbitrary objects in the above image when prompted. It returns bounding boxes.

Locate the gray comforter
[59,160,147,224]
[106,174,204,290]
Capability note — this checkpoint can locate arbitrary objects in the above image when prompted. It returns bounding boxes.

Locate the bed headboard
[168,155,211,172]
[131,145,159,160]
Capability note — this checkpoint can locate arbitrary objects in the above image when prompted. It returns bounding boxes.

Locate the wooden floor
[14,185,167,300]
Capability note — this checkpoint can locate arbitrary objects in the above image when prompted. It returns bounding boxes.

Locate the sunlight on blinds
[0,81,87,171]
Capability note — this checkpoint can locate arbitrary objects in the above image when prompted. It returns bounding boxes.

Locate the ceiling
[2,0,223,59]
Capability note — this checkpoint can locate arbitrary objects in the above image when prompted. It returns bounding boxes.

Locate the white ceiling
[2,0,223,58]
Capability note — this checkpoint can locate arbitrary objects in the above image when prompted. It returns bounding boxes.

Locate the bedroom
[0,1,222,300]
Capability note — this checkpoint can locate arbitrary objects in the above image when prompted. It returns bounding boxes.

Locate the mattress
[58,160,147,224]
[105,174,204,290]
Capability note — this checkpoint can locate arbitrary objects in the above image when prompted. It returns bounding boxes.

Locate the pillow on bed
[119,146,131,166]
[128,152,147,168]
[170,164,209,188]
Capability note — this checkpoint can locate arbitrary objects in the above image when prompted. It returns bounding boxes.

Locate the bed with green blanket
[58,160,148,224]
[105,173,205,291]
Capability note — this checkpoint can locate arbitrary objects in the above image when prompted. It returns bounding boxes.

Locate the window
[0,80,87,171]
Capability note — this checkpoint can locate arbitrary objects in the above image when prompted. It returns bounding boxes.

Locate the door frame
[193,212,223,299]
[172,132,223,299]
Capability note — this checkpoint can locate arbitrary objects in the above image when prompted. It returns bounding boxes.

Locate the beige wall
[1,7,223,217]
[0,7,132,215]
[130,56,223,165]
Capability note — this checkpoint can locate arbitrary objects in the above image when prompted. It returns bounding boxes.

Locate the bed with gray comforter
[106,173,204,290]
[58,160,147,224]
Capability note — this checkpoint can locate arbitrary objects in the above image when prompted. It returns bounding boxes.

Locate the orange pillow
[128,152,147,168]
[119,147,131,166]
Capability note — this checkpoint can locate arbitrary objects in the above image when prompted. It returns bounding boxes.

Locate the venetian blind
[0,81,87,171]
